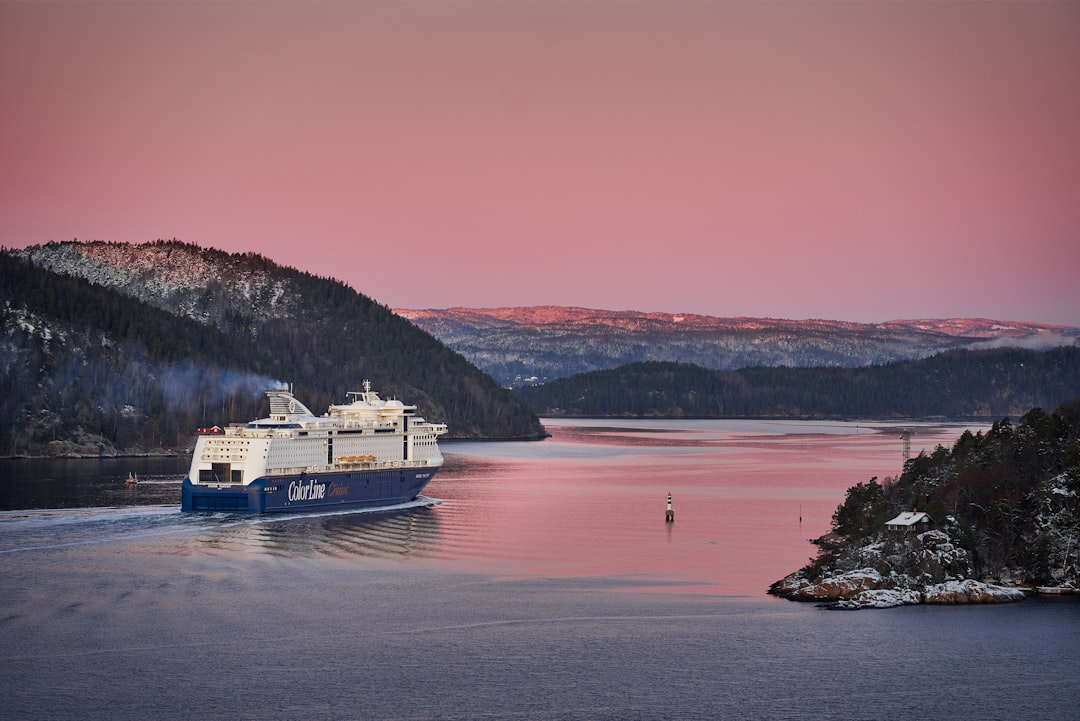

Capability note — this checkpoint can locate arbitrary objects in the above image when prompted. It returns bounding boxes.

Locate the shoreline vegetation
[769,401,1080,609]
[513,351,1080,420]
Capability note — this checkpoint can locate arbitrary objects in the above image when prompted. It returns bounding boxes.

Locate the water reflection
[2,419,988,599]
[429,418,989,596]
[196,507,444,560]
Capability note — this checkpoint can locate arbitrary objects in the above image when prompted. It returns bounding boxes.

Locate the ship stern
[182,478,265,513]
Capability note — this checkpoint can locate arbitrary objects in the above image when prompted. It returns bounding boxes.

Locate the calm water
[2,419,1078,721]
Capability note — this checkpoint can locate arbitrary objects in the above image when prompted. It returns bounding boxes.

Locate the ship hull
[181,467,439,514]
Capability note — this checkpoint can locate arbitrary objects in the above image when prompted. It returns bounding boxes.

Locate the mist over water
[2,419,1078,720]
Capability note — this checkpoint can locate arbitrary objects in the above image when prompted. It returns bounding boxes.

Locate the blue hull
[181,467,438,513]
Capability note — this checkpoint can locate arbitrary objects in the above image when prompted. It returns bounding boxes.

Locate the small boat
[125,473,138,486]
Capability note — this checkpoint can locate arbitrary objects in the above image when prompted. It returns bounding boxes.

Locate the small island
[770,402,1080,609]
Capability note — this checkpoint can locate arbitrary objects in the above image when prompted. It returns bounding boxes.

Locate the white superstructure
[188,381,447,488]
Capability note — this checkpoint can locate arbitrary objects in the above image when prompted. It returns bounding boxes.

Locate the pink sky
[3,1,1079,325]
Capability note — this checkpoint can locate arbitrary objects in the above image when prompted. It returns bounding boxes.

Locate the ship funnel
[267,390,315,420]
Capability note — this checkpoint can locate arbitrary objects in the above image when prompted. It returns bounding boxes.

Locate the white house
[885,511,933,533]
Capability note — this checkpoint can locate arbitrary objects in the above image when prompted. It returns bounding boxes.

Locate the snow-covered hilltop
[13,239,299,327]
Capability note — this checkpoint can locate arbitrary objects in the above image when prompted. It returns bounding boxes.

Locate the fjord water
[2,420,1078,721]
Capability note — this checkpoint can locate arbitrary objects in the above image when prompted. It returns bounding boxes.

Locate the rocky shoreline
[769,567,1031,609]
[768,527,1073,610]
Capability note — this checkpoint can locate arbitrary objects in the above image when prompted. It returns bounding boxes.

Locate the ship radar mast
[346,379,382,405]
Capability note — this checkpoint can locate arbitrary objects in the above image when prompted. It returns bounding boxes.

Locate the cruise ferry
[181,382,447,513]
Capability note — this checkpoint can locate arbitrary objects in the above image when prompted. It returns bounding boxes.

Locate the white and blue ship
[181,382,447,513]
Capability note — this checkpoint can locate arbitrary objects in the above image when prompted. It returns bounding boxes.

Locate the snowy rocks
[44,427,121,457]
[832,588,923,610]
[769,568,884,602]
[909,530,972,582]
[923,580,1027,604]
[770,528,1027,609]
[769,567,923,609]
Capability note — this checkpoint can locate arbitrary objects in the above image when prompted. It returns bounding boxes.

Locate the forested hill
[1,240,543,455]
[771,400,1080,603]
[513,349,1080,419]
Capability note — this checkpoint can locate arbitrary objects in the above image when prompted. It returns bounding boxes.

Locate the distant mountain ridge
[2,240,543,455]
[397,306,1080,387]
